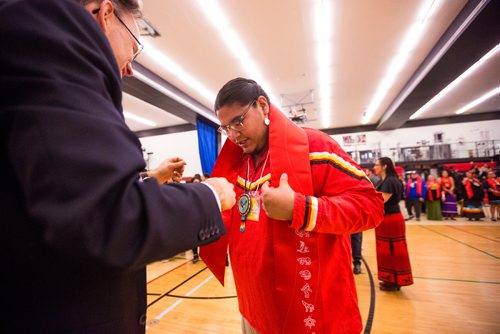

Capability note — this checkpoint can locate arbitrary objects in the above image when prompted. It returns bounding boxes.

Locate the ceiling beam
[322,124,377,135]
[134,124,197,138]
[122,63,217,126]
[377,0,495,130]
[401,110,500,129]
[322,110,499,135]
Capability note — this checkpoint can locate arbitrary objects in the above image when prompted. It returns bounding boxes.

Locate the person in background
[438,170,458,220]
[399,174,410,220]
[405,172,426,221]
[479,164,489,180]
[201,77,384,333]
[426,175,443,220]
[462,171,485,221]
[404,173,413,219]
[483,171,500,222]
[192,174,203,183]
[366,168,381,187]
[454,170,465,214]
[350,168,380,275]
[350,232,363,275]
[0,1,236,332]
[373,157,414,291]
[480,167,493,220]
[191,174,203,263]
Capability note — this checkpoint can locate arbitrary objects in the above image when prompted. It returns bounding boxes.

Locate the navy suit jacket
[0,0,225,332]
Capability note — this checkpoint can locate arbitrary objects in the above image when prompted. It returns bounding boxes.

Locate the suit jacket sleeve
[290,130,384,234]
[0,0,224,270]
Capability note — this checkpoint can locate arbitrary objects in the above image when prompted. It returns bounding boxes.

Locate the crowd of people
[396,164,500,222]
[363,163,500,222]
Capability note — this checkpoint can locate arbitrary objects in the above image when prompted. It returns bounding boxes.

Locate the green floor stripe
[369,272,500,285]
[412,276,500,285]
[419,225,500,260]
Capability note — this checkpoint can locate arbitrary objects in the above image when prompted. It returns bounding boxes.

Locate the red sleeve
[290,130,384,234]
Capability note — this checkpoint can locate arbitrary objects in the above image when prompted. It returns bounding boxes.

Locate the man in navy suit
[0,0,235,332]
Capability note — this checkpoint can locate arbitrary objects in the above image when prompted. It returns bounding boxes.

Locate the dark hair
[191,174,202,182]
[378,157,398,178]
[80,0,142,17]
[214,77,270,111]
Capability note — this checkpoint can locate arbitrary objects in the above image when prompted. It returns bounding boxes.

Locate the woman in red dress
[374,157,413,291]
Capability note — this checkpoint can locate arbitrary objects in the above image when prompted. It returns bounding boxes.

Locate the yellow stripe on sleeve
[304,196,318,231]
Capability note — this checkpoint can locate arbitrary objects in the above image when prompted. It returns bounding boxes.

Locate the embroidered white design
[304,316,316,329]
[299,270,311,281]
[297,241,310,253]
[295,230,310,238]
[297,257,311,266]
[301,283,312,298]
[302,300,315,313]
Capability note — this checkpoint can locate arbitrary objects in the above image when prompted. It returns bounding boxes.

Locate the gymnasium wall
[138,119,500,176]
[330,119,500,156]
[139,130,202,177]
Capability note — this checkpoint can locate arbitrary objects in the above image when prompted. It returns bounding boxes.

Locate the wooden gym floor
[145,217,500,333]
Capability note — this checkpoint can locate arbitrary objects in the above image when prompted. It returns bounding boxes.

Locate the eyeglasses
[114,11,144,61]
[92,7,144,61]
[217,100,256,136]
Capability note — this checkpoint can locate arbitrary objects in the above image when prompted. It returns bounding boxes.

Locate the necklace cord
[245,151,270,194]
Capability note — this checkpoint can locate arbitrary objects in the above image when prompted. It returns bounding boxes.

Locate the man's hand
[261,173,295,221]
[204,177,236,211]
[148,157,186,184]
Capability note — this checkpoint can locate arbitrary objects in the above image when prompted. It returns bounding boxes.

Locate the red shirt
[202,106,384,333]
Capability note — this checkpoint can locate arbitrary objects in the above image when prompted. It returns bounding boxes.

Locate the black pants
[408,199,422,218]
[405,199,412,216]
[350,232,362,265]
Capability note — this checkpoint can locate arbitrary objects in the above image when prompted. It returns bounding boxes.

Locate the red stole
[200,104,319,331]
[487,178,500,197]
[426,181,441,201]
[406,177,422,196]
[440,177,452,190]
[464,178,481,199]
[487,178,499,192]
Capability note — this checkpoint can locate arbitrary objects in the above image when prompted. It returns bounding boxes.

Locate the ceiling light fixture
[313,0,333,128]
[123,111,157,126]
[409,43,500,119]
[362,0,437,125]
[455,86,500,115]
[133,70,220,125]
[195,0,281,109]
[140,40,216,104]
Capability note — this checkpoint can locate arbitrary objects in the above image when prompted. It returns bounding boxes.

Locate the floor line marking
[412,275,500,285]
[146,274,214,328]
[147,259,190,285]
[419,225,499,260]
[367,271,500,285]
[446,225,500,243]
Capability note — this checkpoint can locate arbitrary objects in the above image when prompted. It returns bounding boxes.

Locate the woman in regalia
[483,171,500,222]
[374,157,413,291]
[462,170,485,221]
[426,175,443,220]
[438,170,458,220]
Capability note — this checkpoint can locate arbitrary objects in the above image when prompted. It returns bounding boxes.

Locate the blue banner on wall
[196,118,217,176]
